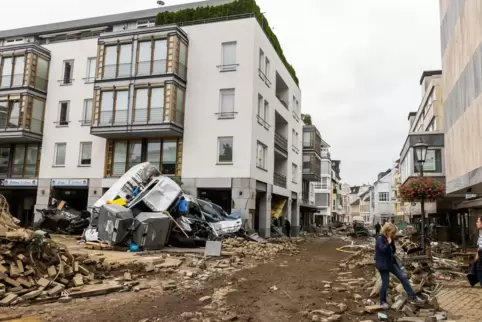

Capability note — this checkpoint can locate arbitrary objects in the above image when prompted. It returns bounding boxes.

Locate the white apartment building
[369,168,395,225]
[313,138,331,225]
[0,0,302,237]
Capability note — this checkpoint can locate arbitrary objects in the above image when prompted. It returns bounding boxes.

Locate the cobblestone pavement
[437,284,482,322]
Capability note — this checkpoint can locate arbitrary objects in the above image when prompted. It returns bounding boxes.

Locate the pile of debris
[35,199,91,235]
[222,237,300,259]
[84,162,246,251]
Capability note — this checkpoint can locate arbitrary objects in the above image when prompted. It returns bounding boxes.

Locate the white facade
[370,169,395,224]
[314,147,332,218]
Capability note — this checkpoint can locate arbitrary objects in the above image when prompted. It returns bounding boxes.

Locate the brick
[78,265,90,276]
[3,277,20,288]
[16,260,24,273]
[73,261,79,272]
[22,289,43,300]
[0,266,6,274]
[0,293,18,306]
[47,266,57,277]
[16,278,32,288]
[9,265,20,278]
[73,274,84,287]
[47,284,64,297]
[36,278,50,288]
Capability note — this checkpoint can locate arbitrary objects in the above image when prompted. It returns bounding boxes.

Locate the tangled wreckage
[75,162,247,250]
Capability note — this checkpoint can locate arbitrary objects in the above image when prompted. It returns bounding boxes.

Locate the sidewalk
[437,284,482,322]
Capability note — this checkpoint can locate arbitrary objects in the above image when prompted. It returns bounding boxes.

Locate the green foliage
[155,0,299,85]
[301,113,312,125]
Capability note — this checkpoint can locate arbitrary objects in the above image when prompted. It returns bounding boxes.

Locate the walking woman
[375,223,424,309]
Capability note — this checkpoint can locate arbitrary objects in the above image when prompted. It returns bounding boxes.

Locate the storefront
[0,178,38,226]
[50,179,89,211]
[198,188,232,213]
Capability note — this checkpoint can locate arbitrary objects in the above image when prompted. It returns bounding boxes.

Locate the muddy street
[6,237,380,322]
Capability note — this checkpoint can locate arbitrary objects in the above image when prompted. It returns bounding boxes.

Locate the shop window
[11,144,40,177]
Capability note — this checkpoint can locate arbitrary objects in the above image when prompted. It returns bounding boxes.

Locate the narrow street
[9,237,380,322]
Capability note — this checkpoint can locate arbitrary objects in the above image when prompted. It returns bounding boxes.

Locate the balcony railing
[274,132,288,154]
[321,150,331,159]
[178,63,187,79]
[0,74,24,88]
[0,118,43,133]
[137,60,167,76]
[11,164,37,177]
[97,107,165,126]
[34,76,48,91]
[273,173,287,188]
[314,183,329,190]
[102,63,132,79]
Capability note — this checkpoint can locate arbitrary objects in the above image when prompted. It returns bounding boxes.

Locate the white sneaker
[380,302,389,310]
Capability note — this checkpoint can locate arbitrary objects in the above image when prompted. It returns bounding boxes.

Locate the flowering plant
[399,177,445,202]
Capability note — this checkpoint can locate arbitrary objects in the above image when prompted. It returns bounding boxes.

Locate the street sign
[0,179,38,187]
[51,179,89,187]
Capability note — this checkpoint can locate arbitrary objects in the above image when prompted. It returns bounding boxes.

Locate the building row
[0,0,309,237]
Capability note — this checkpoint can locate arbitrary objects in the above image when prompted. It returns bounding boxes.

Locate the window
[218,137,233,163]
[86,58,96,82]
[0,56,24,88]
[258,49,265,79]
[79,142,92,166]
[292,163,298,183]
[257,94,263,118]
[104,44,132,78]
[414,149,443,173]
[11,144,40,177]
[82,99,93,125]
[62,60,74,84]
[303,154,310,171]
[219,89,235,118]
[54,143,67,166]
[265,58,270,80]
[221,42,237,71]
[98,90,129,125]
[36,57,49,90]
[58,102,69,126]
[134,87,164,124]
[426,117,436,131]
[137,40,167,75]
[303,132,311,147]
[292,130,299,152]
[137,20,155,28]
[378,192,389,202]
[263,100,269,123]
[256,142,267,169]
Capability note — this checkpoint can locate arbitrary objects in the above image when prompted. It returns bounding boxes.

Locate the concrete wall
[440,0,482,193]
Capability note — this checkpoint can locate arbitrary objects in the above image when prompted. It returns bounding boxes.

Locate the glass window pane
[162,140,177,175]
[138,42,151,75]
[55,143,66,166]
[179,42,187,65]
[220,89,234,113]
[104,46,117,78]
[13,56,24,86]
[175,88,184,125]
[127,142,142,170]
[80,142,92,165]
[150,87,164,123]
[8,102,20,128]
[12,145,26,177]
[36,58,49,90]
[83,99,93,124]
[31,99,44,132]
[218,137,233,163]
[0,146,10,176]
[113,141,127,176]
[1,58,13,87]
[115,91,128,124]
[25,145,38,176]
[87,58,96,80]
[222,42,236,66]
[153,40,167,74]
[147,141,161,169]
[118,44,132,77]
[134,89,148,123]
[0,101,7,128]
[100,91,113,125]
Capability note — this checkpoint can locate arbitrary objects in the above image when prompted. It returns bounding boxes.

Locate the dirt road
[10,237,377,322]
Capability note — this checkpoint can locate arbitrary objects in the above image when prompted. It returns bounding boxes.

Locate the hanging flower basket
[399,177,445,202]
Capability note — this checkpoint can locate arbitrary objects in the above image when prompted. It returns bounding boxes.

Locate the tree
[301,113,312,125]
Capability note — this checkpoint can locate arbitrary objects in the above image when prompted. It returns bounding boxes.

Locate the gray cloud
[0,0,441,185]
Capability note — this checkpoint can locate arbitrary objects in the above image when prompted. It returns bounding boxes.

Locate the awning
[300,203,319,213]
[454,198,482,209]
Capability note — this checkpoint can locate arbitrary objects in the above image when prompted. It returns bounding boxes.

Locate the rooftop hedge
[155,0,299,85]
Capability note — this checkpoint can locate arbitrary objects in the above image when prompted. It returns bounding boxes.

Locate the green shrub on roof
[155,0,299,85]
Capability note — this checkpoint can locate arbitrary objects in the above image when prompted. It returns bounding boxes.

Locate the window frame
[218,88,236,119]
[57,101,70,127]
[264,57,271,87]
[103,43,133,79]
[378,192,389,202]
[217,136,234,164]
[256,141,267,170]
[220,41,237,72]
[61,60,74,85]
[79,142,92,167]
[53,142,67,167]
[85,57,97,83]
[258,49,265,80]
[292,163,298,183]
[82,99,93,126]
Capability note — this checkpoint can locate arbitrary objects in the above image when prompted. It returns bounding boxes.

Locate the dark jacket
[375,234,396,271]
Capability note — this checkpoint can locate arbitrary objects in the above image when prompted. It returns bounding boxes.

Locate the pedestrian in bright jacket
[375,223,424,309]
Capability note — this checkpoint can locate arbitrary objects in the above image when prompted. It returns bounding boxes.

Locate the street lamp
[414,140,428,251]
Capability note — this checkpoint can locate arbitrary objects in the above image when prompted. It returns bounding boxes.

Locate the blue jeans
[379,265,415,304]
[478,270,482,287]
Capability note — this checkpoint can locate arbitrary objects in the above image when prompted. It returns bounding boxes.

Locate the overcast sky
[0,0,441,186]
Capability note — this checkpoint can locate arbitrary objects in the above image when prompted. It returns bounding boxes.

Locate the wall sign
[51,179,89,187]
[0,179,38,187]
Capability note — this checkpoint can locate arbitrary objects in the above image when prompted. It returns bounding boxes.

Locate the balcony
[302,125,321,156]
[321,150,331,160]
[91,107,183,139]
[302,151,321,182]
[275,72,289,110]
[0,117,43,143]
[274,132,288,155]
[102,63,132,79]
[273,173,287,188]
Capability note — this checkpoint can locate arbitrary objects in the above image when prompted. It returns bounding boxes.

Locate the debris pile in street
[84,162,245,251]
[35,200,91,235]
[222,237,300,259]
